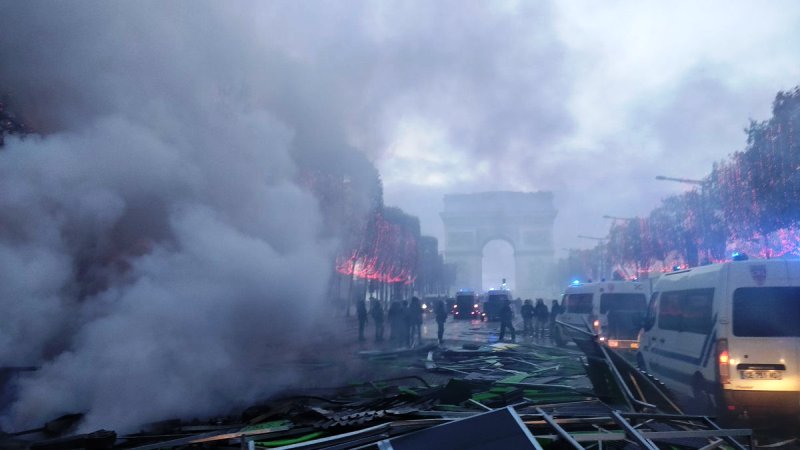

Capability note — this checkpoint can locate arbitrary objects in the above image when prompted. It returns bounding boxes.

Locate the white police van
[553,280,649,349]
[637,257,800,420]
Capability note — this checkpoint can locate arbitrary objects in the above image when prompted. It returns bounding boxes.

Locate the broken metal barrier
[573,334,682,414]
[169,342,755,449]
[2,337,756,449]
[566,320,753,450]
[232,406,754,449]
[557,318,683,413]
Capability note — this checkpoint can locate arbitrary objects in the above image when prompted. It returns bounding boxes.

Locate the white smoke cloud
[0,2,348,432]
[0,112,335,431]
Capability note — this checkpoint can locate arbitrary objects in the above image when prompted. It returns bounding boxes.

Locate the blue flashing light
[571,279,581,286]
[672,265,682,272]
[732,252,749,261]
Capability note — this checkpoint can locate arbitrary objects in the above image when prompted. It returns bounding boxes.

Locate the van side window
[658,288,714,333]
[565,293,592,314]
[643,292,658,331]
[659,291,682,331]
[682,289,714,333]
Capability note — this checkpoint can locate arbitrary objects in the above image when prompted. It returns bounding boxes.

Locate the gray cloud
[378,2,800,259]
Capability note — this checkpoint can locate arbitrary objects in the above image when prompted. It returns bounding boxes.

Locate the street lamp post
[602,215,635,222]
[602,215,635,237]
[655,175,709,265]
[655,175,705,186]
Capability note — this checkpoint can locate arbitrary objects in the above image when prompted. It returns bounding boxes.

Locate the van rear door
[730,285,800,392]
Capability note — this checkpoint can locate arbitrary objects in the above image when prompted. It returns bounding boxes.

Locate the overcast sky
[372,1,800,258]
[4,1,800,287]
[3,1,799,255]
[3,1,799,261]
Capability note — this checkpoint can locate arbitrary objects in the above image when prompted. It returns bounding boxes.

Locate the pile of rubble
[1,337,755,449]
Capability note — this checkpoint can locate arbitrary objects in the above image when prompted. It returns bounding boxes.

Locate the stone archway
[440,191,557,299]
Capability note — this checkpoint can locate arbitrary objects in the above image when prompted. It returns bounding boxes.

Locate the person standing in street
[533,298,549,338]
[387,301,402,345]
[521,299,534,336]
[549,299,563,335]
[498,298,516,342]
[407,296,423,347]
[434,299,448,344]
[399,300,410,347]
[370,298,384,342]
[356,298,368,342]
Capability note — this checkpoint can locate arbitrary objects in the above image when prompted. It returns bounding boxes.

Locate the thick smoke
[0,2,365,432]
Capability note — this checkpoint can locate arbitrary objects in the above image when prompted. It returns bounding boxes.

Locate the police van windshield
[733,287,800,337]
[599,293,647,313]
[565,293,592,313]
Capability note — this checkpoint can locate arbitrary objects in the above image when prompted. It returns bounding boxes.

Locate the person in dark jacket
[434,299,448,344]
[549,299,562,332]
[356,298,368,342]
[370,298,384,342]
[399,300,410,346]
[498,299,516,342]
[520,299,534,336]
[407,296,423,347]
[533,298,549,337]
[387,301,403,345]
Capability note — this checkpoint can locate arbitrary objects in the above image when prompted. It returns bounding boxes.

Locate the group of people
[520,298,563,338]
[358,295,563,345]
[496,297,563,342]
[358,296,449,347]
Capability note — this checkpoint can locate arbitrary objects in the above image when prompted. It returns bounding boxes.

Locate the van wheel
[692,376,717,415]
[553,326,566,347]
[636,353,647,371]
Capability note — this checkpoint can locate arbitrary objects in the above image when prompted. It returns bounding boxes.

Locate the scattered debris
[382,406,539,450]
[1,334,756,449]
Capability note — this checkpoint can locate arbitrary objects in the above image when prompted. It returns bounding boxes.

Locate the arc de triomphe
[440,191,557,299]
